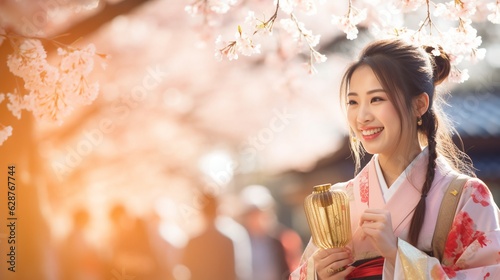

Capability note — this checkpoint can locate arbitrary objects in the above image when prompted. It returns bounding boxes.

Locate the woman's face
[346,65,405,158]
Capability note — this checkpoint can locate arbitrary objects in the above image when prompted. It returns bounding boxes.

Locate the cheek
[346,110,357,127]
[380,106,399,124]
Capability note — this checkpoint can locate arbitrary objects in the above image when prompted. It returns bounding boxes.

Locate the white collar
[374,147,429,203]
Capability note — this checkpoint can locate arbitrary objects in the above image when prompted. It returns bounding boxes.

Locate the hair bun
[424,46,451,86]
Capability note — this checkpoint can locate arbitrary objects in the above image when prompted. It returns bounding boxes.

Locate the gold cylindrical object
[304,183,352,249]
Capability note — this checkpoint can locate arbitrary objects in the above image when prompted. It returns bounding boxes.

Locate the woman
[290,39,500,279]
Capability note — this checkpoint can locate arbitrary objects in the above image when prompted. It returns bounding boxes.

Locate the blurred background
[0,0,499,279]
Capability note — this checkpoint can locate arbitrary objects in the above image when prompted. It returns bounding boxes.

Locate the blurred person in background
[58,208,106,280]
[143,209,177,280]
[239,185,303,280]
[107,203,162,279]
[180,192,237,280]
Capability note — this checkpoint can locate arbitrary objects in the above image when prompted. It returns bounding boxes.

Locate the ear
[414,92,430,117]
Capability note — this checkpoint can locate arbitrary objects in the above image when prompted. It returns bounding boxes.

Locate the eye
[347,100,357,105]
[371,97,385,103]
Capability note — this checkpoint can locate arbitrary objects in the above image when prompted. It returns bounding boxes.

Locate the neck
[378,146,422,187]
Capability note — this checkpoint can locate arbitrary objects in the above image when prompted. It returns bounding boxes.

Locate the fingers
[336,266,356,278]
[315,247,352,260]
[314,248,354,279]
[316,266,355,280]
[359,209,391,226]
[358,209,398,260]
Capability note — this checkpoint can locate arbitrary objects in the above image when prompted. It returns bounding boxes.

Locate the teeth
[362,128,383,136]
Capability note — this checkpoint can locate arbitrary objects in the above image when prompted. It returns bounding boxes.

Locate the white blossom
[280,18,320,47]
[58,44,96,75]
[296,0,317,15]
[0,126,13,146]
[185,0,236,16]
[4,37,103,124]
[216,38,238,61]
[7,39,47,79]
[6,92,25,119]
[400,0,426,12]
[487,2,500,24]
[245,11,273,36]
[24,87,72,124]
[448,67,469,83]
[331,8,367,40]
[279,0,296,15]
[444,20,484,63]
[209,0,237,14]
[203,0,492,79]
[434,0,477,20]
[311,49,327,64]
[215,28,261,61]
[236,32,261,56]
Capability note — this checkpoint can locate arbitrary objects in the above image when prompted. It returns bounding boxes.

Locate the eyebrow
[347,89,386,96]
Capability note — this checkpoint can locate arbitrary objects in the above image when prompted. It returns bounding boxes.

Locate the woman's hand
[313,247,355,279]
[359,208,398,265]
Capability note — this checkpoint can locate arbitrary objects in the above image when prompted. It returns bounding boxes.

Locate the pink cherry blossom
[487,2,500,24]
[215,27,261,61]
[6,91,25,119]
[0,125,12,146]
[205,0,499,81]
[245,11,274,36]
[434,0,477,20]
[185,0,236,16]
[400,0,426,12]
[280,18,320,47]
[449,67,470,83]
[279,0,296,15]
[3,35,105,126]
[331,6,367,40]
[237,32,262,56]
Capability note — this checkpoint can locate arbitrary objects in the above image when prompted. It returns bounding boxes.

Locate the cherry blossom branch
[331,0,366,40]
[252,0,280,35]
[288,13,326,74]
[214,0,328,73]
[199,0,500,81]
[0,31,108,145]
[417,0,436,35]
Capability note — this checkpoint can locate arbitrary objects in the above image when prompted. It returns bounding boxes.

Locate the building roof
[445,91,500,138]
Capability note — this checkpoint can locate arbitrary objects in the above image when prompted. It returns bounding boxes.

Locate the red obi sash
[346,256,384,280]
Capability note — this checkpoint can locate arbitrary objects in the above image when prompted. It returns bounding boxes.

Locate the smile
[361,127,384,136]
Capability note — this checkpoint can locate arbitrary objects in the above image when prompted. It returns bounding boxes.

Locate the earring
[351,134,357,143]
[417,116,423,126]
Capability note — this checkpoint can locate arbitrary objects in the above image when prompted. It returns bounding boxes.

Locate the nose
[356,103,373,124]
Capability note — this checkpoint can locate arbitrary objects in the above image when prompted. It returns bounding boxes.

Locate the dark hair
[340,39,474,246]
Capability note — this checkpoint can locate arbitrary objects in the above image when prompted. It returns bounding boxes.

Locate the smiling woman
[290,39,500,280]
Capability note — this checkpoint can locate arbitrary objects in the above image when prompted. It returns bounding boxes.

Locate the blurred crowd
[52,185,303,280]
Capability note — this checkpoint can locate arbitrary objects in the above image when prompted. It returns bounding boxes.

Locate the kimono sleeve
[289,238,318,280]
[391,178,500,279]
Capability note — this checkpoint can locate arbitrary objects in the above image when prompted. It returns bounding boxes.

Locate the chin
[360,145,377,155]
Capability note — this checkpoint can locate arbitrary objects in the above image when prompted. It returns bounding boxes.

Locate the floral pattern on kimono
[395,177,500,280]
[359,167,369,205]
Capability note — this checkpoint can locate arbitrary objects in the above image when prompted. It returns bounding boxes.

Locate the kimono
[290,148,500,279]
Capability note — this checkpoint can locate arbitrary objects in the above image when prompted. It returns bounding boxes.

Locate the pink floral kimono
[290,149,500,279]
